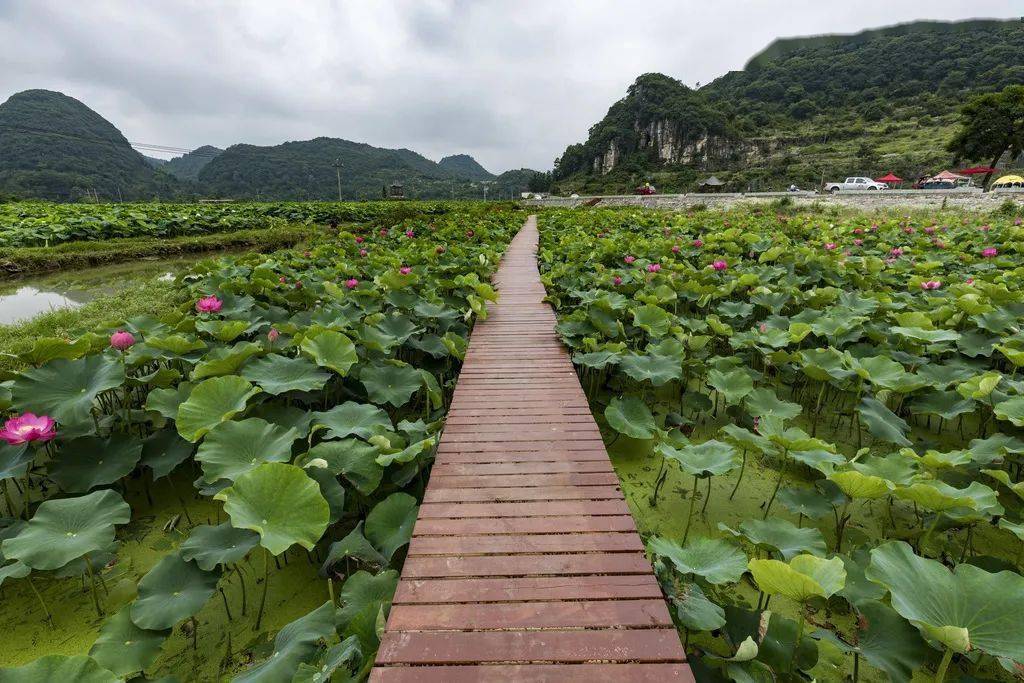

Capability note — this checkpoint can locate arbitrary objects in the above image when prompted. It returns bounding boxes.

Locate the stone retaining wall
[525,189,1024,212]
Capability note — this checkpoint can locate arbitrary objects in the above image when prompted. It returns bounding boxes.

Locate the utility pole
[483,184,488,201]
[333,158,343,201]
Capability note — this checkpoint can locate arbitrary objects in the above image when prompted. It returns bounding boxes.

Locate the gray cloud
[0,0,1019,172]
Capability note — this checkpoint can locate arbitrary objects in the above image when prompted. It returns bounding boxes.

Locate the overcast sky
[0,1,1019,172]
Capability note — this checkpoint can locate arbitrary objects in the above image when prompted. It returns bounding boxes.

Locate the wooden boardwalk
[371,216,692,681]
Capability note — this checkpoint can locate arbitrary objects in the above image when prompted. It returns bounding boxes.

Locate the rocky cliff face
[590,119,743,175]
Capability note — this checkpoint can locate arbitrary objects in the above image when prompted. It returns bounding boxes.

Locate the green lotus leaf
[993,395,1024,427]
[983,468,1024,500]
[916,448,972,469]
[130,552,220,630]
[789,448,846,475]
[720,424,772,453]
[240,354,330,395]
[335,569,399,633]
[14,336,93,366]
[214,462,329,555]
[234,601,335,682]
[300,439,384,496]
[375,436,435,467]
[360,363,422,407]
[321,522,388,572]
[850,453,918,486]
[190,341,263,380]
[894,481,986,513]
[90,605,170,677]
[194,319,255,342]
[956,371,1001,400]
[195,417,298,483]
[909,389,976,420]
[249,404,314,436]
[0,655,119,683]
[365,492,418,562]
[303,465,346,523]
[179,522,260,571]
[721,518,827,560]
[707,368,754,405]
[604,395,656,439]
[657,439,739,478]
[673,581,727,632]
[748,554,846,602]
[799,348,854,381]
[829,470,892,499]
[618,353,682,386]
[858,396,911,446]
[889,326,960,344]
[292,635,361,683]
[49,434,143,493]
[300,329,358,375]
[312,402,391,441]
[632,304,673,337]
[144,382,193,421]
[852,355,910,389]
[140,429,193,480]
[146,334,206,355]
[176,376,261,442]
[743,387,801,420]
[866,540,1024,659]
[12,355,125,436]
[573,350,621,370]
[648,536,747,584]
[2,490,130,570]
[777,487,833,520]
[0,559,29,587]
[837,549,887,607]
[998,518,1024,541]
[854,599,931,683]
[0,443,32,480]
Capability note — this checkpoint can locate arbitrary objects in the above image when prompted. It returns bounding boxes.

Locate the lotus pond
[0,202,523,681]
[538,205,1024,682]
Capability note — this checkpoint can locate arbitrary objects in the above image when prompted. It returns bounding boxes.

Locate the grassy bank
[0,223,314,276]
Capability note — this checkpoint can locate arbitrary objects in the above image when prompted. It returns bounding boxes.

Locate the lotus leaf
[130,552,220,630]
[90,606,170,676]
[176,376,260,442]
[195,417,298,483]
[179,522,260,571]
[648,536,747,584]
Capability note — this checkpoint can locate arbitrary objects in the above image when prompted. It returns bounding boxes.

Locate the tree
[948,85,1024,188]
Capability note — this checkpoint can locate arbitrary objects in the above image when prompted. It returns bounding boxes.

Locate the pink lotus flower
[647,263,661,273]
[871,224,879,231]
[405,230,415,238]
[268,328,280,343]
[379,228,388,236]
[196,295,223,314]
[979,225,991,232]
[294,281,302,289]
[982,247,998,258]
[890,248,903,257]
[466,230,475,238]
[624,256,636,264]
[279,276,287,284]
[345,278,359,289]
[359,249,368,257]
[924,226,936,235]
[355,236,364,244]
[303,251,312,258]
[712,260,728,271]
[613,276,622,286]
[692,239,703,248]
[824,242,837,250]
[852,228,864,235]
[904,227,915,234]
[758,323,767,333]
[0,413,56,445]
[671,245,680,253]
[1015,218,1022,226]
[966,277,975,285]
[399,266,412,275]
[109,330,135,351]
[436,246,446,254]
[853,239,864,246]
[933,239,946,248]
[920,280,941,290]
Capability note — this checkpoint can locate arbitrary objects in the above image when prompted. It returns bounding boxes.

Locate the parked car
[915,179,958,190]
[634,183,656,195]
[823,177,888,193]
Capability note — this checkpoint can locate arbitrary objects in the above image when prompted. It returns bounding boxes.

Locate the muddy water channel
[0,252,238,324]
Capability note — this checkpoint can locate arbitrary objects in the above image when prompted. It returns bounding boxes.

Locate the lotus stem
[233,565,247,615]
[763,452,788,520]
[790,606,806,674]
[701,476,712,515]
[27,576,53,628]
[682,475,699,545]
[920,514,942,554]
[934,648,954,683]
[254,548,270,631]
[729,450,747,500]
[84,553,103,616]
[327,577,335,606]
[649,457,668,507]
[219,587,233,620]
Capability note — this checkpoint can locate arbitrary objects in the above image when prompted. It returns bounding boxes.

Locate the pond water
[0,252,235,325]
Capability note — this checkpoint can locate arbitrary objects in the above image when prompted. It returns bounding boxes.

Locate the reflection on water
[0,251,239,325]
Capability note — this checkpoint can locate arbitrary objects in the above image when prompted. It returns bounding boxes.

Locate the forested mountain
[554,18,1024,194]
[163,145,222,182]
[0,90,181,200]
[438,154,494,181]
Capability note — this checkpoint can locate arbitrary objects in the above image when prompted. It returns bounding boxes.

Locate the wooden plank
[387,599,673,630]
[393,574,664,603]
[413,514,637,535]
[371,663,695,682]
[417,500,632,518]
[423,485,624,503]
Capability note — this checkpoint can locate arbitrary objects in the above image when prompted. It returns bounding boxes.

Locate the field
[538,203,1024,681]
[2,199,1024,681]
[0,201,523,680]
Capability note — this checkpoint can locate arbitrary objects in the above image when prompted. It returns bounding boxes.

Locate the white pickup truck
[823,177,888,193]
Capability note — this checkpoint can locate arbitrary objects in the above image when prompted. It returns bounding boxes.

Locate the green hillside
[554,18,1024,194]
[163,145,222,182]
[438,154,494,180]
[0,90,182,200]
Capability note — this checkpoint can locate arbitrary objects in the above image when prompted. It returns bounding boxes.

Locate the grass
[0,279,185,372]
[0,224,314,276]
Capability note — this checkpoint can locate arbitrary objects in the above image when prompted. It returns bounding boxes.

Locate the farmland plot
[538,205,1024,682]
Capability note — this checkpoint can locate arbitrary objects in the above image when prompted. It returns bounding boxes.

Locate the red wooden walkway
[371,216,692,681]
